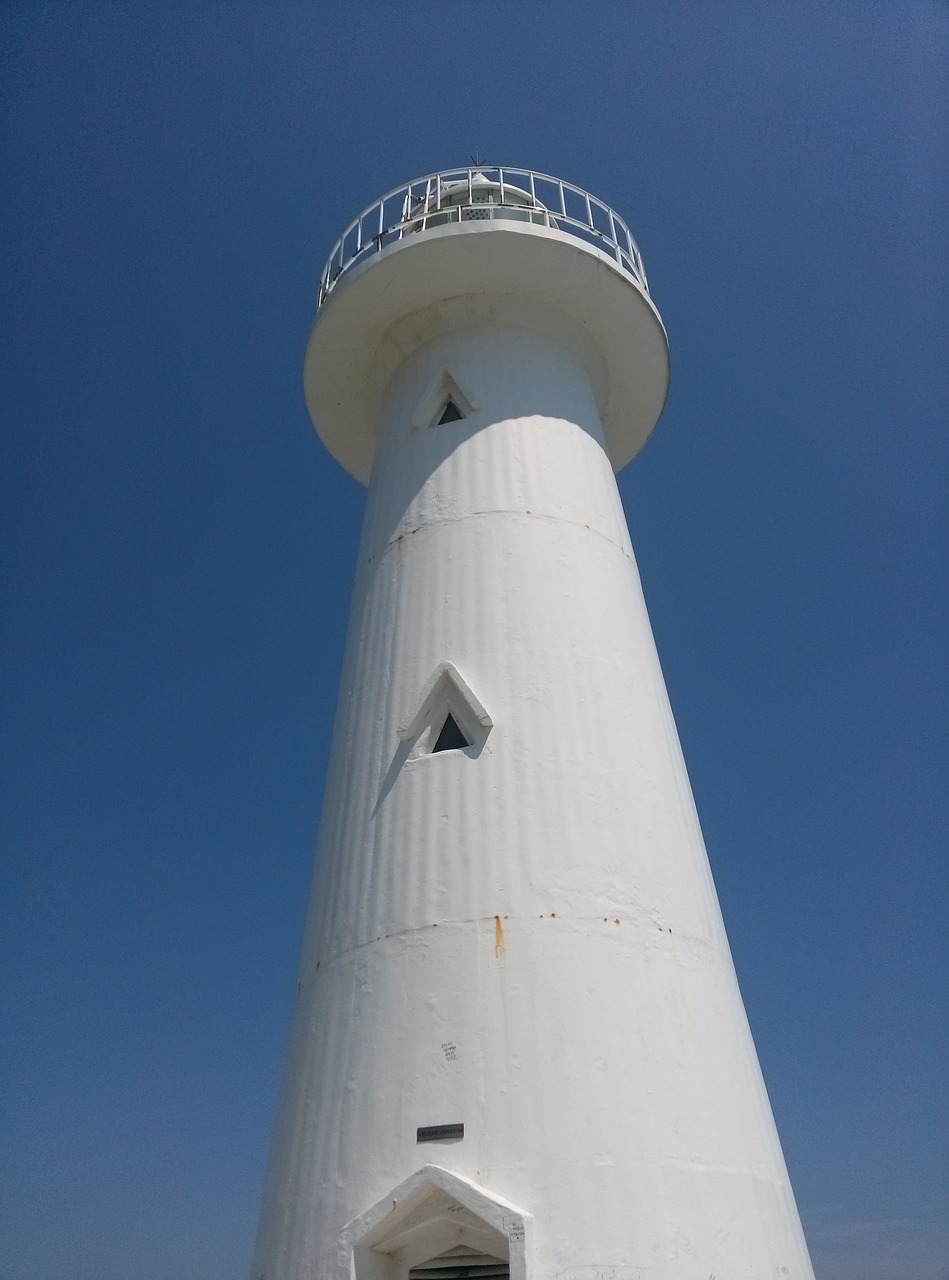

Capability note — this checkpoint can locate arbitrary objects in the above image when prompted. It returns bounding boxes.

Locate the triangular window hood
[411,369,479,431]
[398,662,492,758]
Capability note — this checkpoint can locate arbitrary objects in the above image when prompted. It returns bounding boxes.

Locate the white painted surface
[253,208,814,1279]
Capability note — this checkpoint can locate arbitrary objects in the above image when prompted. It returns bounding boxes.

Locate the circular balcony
[318,167,651,308]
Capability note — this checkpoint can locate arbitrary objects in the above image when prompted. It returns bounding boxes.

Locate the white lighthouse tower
[252,168,814,1280]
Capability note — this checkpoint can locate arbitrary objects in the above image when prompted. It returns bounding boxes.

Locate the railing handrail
[317,166,649,307]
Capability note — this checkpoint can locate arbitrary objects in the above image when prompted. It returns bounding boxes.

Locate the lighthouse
[252,168,814,1280]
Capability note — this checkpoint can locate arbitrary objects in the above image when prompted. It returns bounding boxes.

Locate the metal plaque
[416,1123,464,1143]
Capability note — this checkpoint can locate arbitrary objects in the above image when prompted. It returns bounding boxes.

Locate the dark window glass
[437,398,465,425]
[432,712,470,753]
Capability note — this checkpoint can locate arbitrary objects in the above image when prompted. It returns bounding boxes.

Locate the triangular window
[398,661,493,760]
[432,711,471,753]
[411,369,479,431]
[437,397,465,425]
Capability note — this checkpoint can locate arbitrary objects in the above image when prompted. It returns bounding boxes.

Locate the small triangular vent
[409,1249,509,1280]
[437,397,465,425]
[410,370,479,431]
[397,661,493,757]
[432,712,470,753]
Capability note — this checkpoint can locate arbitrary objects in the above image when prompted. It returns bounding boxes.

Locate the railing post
[607,210,621,265]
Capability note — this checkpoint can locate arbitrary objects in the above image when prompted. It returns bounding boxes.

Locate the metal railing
[317,167,649,307]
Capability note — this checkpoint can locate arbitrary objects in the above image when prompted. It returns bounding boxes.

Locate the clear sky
[1,4,946,1278]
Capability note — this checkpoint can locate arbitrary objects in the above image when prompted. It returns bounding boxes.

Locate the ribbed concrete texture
[253,187,814,1280]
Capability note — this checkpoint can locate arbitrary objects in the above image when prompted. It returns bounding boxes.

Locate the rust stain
[494,914,505,958]
[393,527,420,562]
[614,918,621,926]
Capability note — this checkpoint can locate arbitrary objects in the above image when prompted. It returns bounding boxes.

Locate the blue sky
[1,4,946,1278]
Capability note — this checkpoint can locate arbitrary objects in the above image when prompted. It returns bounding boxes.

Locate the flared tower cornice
[304,167,670,483]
